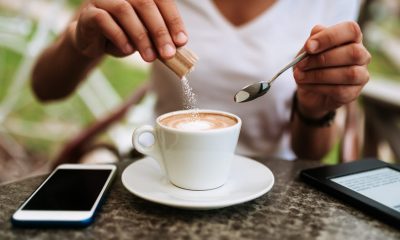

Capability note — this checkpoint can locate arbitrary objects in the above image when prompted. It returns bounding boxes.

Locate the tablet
[300,159,400,229]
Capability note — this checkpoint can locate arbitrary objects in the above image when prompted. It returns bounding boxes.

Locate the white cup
[132,109,241,190]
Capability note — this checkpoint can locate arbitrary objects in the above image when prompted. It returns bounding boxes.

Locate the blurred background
[0,0,399,184]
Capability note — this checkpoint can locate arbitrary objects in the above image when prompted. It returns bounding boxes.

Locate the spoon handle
[269,52,308,84]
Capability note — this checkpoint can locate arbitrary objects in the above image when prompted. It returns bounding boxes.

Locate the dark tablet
[300,159,400,229]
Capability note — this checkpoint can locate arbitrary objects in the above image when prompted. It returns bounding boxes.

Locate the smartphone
[12,164,117,227]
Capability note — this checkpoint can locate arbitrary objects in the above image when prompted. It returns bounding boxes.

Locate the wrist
[291,92,336,127]
[296,97,329,119]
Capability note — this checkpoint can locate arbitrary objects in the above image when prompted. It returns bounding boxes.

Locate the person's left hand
[293,21,371,118]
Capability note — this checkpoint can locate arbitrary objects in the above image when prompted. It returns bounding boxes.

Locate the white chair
[0,0,67,182]
[0,0,154,172]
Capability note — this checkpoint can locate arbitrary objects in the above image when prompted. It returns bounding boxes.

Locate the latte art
[160,112,237,130]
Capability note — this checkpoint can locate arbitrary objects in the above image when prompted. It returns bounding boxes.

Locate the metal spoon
[234,52,308,103]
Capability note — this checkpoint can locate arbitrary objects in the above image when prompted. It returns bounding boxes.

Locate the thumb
[302,25,327,54]
[296,25,327,57]
[293,25,327,71]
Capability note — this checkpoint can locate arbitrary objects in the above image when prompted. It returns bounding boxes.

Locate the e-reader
[300,159,400,229]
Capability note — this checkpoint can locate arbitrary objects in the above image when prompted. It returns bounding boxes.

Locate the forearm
[290,93,339,160]
[31,21,102,102]
[291,112,338,160]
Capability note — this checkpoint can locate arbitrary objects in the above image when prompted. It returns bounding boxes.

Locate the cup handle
[132,125,166,174]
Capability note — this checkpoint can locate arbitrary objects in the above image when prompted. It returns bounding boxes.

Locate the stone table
[0,157,399,239]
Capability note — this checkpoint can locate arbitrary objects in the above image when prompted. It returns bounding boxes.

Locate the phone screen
[331,167,400,213]
[22,169,112,211]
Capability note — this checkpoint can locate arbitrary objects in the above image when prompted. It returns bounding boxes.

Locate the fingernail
[308,40,319,53]
[124,43,134,54]
[161,43,175,58]
[175,32,187,44]
[144,48,155,60]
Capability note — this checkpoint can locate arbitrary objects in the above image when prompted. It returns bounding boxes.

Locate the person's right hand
[70,0,188,61]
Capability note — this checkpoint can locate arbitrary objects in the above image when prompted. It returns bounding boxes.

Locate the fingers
[295,22,369,115]
[295,25,326,57]
[131,0,176,59]
[294,65,369,85]
[155,0,188,46]
[298,84,362,105]
[92,0,186,60]
[94,0,157,61]
[297,43,371,70]
[83,6,134,55]
[305,21,363,54]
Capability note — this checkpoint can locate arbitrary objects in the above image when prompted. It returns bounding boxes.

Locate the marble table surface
[0,157,399,240]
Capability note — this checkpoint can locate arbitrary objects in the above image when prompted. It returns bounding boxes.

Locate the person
[31,0,371,160]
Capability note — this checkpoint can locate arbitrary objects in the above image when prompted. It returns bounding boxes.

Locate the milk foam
[176,120,213,131]
[160,112,237,131]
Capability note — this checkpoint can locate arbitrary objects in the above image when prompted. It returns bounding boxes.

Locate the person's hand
[293,21,371,118]
[70,0,188,60]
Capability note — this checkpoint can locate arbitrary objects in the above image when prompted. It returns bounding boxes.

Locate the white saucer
[121,155,274,210]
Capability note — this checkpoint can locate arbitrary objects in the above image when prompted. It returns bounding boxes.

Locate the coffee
[160,112,237,131]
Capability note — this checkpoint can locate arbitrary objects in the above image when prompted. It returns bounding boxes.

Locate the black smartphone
[300,159,400,229]
[12,164,116,227]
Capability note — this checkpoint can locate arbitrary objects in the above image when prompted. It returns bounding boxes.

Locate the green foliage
[0,48,22,101]
[322,141,340,165]
[368,47,400,81]
[66,0,83,8]
[99,57,148,99]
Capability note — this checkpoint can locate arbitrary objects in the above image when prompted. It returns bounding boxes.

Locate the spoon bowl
[234,52,308,103]
[234,82,270,103]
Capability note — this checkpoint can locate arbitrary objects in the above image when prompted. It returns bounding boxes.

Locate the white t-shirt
[149,0,360,159]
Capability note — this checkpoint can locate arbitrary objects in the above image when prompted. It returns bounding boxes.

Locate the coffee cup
[132,109,241,190]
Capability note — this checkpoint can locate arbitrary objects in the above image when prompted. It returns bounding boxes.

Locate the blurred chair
[0,0,152,181]
[0,0,66,182]
[0,0,66,123]
[52,83,151,168]
[362,78,400,163]
[76,68,153,157]
[337,0,378,163]
[361,4,400,163]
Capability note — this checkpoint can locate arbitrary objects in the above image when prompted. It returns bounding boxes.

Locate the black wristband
[291,92,336,127]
